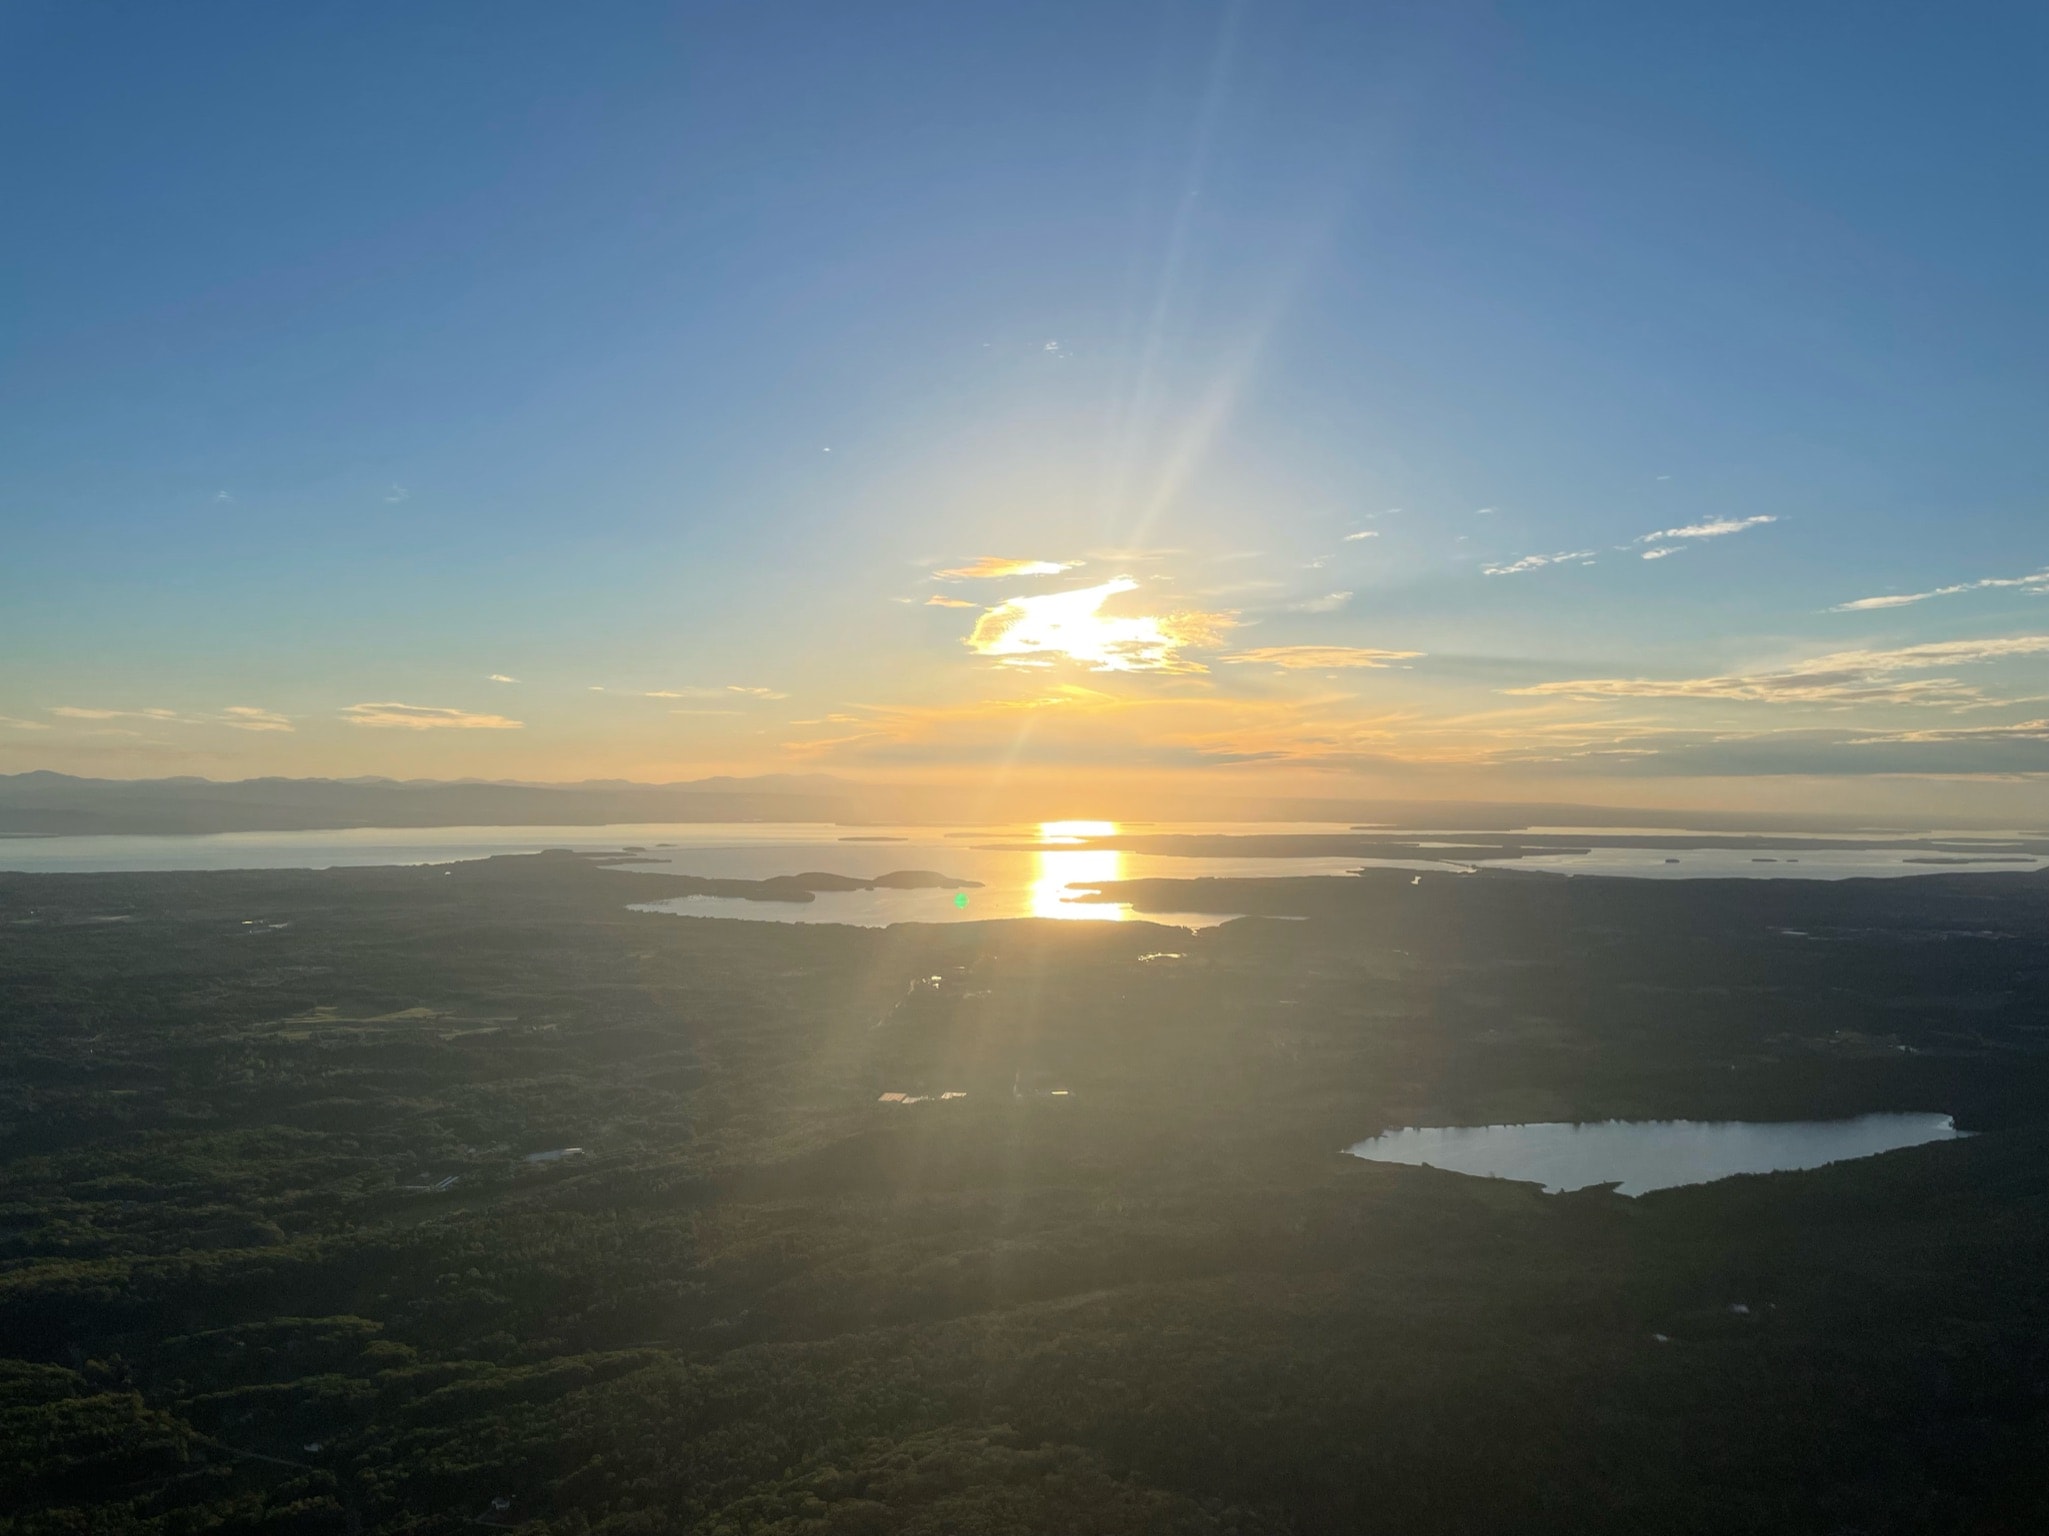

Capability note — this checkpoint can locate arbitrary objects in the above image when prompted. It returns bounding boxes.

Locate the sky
[2,1,2045,818]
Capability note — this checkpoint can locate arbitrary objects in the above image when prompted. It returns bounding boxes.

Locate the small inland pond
[1345,1113,1966,1196]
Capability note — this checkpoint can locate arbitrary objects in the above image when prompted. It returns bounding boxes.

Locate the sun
[965,578,1229,673]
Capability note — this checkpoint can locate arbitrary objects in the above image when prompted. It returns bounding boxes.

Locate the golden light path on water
[1031,820,1125,921]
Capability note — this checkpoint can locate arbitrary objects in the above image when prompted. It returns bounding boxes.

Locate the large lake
[1,820,2039,927]
[0,821,1362,926]
[1345,1113,1967,1196]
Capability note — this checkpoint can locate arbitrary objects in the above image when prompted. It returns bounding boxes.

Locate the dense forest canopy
[3,853,2047,1532]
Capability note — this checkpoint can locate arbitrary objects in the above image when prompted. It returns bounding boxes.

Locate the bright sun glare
[1031,819,1123,920]
[966,579,1227,673]
[1039,819,1117,842]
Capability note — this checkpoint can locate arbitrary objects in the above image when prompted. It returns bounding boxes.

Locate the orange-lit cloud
[934,556,1078,581]
[926,595,978,608]
[774,654,2049,784]
[781,685,1537,774]
[784,686,1271,767]
[342,702,523,730]
[965,577,1232,673]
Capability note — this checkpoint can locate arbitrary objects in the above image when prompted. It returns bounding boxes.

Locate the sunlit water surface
[2,820,2038,927]
[0,821,1358,927]
[620,820,1369,927]
[1345,1113,1966,1196]
[1509,846,2044,880]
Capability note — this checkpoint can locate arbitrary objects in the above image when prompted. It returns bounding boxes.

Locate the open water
[1345,1113,1967,1196]
[1,821,2039,927]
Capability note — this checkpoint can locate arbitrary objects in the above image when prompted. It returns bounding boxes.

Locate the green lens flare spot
[954,891,969,909]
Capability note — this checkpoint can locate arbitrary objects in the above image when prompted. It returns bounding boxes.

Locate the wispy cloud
[222,706,293,732]
[1845,718,2049,745]
[383,485,410,504]
[926,595,978,609]
[934,557,1078,581]
[634,685,786,701]
[341,702,523,730]
[1286,591,1353,614]
[1638,515,1775,542]
[1832,567,2049,612]
[487,673,519,683]
[1222,645,1423,669]
[0,714,52,731]
[1483,550,1597,576]
[1512,635,2049,708]
[966,577,1232,673]
[1495,722,2049,777]
[1192,577,1285,599]
[782,686,1134,763]
[1341,530,1379,542]
[48,704,293,732]
[1633,514,1776,560]
[782,687,1473,772]
[52,706,181,721]
[782,673,2046,781]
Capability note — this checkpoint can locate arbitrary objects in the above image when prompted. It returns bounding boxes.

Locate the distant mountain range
[0,770,1973,838]
[0,771,870,836]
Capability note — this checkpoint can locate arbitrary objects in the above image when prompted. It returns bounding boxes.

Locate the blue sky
[2,1,2044,814]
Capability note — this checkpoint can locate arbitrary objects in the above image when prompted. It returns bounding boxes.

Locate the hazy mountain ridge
[0,772,865,836]
[0,771,2008,838]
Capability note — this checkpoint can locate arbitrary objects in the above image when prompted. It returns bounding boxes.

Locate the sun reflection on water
[1031,820,1123,920]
